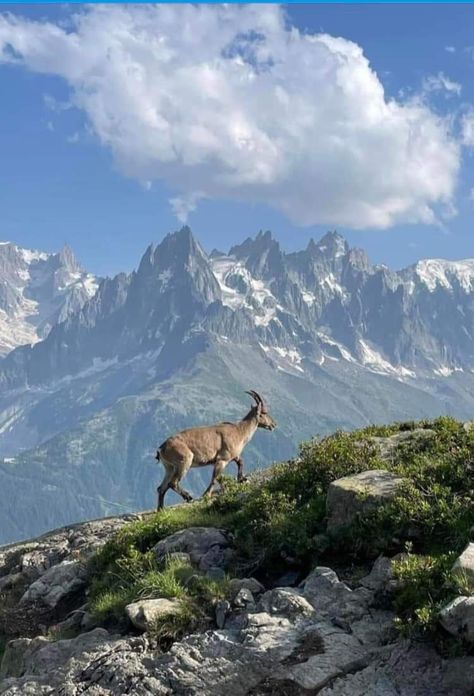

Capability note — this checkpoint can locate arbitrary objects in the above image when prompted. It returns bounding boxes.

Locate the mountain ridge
[0,226,473,544]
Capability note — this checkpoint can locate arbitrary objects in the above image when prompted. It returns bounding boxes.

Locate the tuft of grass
[89,588,136,624]
[89,549,231,643]
[452,568,474,596]
[147,597,206,648]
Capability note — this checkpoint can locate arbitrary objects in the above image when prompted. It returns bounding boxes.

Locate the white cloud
[422,72,462,97]
[43,93,72,113]
[0,5,461,229]
[170,192,204,223]
[445,46,456,54]
[461,110,474,147]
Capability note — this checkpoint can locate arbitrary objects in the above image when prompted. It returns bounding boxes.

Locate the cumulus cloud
[0,5,461,228]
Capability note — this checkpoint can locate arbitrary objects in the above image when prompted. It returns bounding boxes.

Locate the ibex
[155,390,276,509]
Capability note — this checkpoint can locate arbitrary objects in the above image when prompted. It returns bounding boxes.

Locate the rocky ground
[1,425,474,695]
[0,520,473,694]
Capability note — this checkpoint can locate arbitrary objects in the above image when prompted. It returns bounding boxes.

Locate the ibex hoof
[238,475,248,484]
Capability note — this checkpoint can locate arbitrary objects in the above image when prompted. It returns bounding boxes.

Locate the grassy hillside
[88,416,474,651]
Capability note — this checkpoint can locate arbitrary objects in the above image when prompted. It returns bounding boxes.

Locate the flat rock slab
[326,469,405,533]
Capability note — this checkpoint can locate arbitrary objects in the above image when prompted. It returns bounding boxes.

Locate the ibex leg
[157,450,193,510]
[202,460,226,498]
[171,480,193,503]
[157,470,172,510]
[234,456,248,483]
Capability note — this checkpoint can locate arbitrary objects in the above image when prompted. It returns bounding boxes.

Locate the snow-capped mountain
[0,242,98,356]
[1,227,474,544]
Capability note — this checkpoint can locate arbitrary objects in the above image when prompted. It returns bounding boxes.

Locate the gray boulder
[452,543,474,585]
[215,599,230,629]
[326,469,405,533]
[439,596,474,642]
[228,577,265,600]
[370,428,435,462]
[359,553,408,593]
[153,527,234,570]
[20,559,87,608]
[125,598,182,632]
[0,628,111,682]
[301,566,372,622]
[232,588,255,610]
[258,588,314,619]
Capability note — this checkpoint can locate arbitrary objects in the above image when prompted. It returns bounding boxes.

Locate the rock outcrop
[0,514,140,640]
[1,512,474,695]
[326,469,404,533]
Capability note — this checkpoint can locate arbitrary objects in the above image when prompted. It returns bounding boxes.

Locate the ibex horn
[245,390,267,412]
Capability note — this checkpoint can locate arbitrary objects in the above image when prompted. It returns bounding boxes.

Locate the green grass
[87,416,474,648]
[147,597,206,647]
[89,549,231,639]
[89,504,234,575]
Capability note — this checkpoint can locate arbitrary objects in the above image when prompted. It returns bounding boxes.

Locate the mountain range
[0,242,98,356]
[0,226,473,544]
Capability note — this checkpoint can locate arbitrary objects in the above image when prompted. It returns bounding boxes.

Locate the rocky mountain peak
[0,240,98,356]
[316,230,349,258]
[57,244,83,273]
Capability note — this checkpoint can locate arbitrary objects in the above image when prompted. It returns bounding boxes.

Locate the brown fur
[155,391,276,509]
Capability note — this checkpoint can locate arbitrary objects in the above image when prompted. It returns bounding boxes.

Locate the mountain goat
[155,390,276,509]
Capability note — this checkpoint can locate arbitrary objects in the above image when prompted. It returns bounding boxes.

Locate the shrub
[392,551,456,637]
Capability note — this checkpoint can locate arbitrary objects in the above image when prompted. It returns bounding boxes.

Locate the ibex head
[245,390,277,431]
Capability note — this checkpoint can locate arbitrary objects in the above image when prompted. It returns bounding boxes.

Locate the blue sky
[0,3,474,276]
